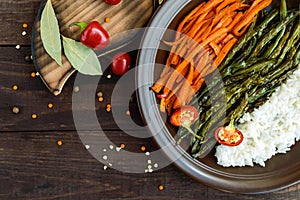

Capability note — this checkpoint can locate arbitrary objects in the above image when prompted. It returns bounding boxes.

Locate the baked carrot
[234,15,257,37]
[200,0,224,14]
[186,63,194,84]
[214,32,228,44]
[163,59,189,94]
[151,68,174,93]
[227,12,243,31]
[212,14,232,33]
[188,19,210,38]
[173,80,192,109]
[176,2,206,38]
[223,33,234,44]
[188,27,228,58]
[175,63,190,83]
[214,37,238,67]
[210,41,221,55]
[163,36,185,46]
[233,0,271,36]
[194,50,209,76]
[215,0,239,13]
[212,2,238,27]
[244,0,264,16]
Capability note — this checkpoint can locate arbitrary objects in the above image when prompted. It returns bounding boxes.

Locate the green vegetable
[40,0,62,66]
[62,36,102,75]
[40,0,103,75]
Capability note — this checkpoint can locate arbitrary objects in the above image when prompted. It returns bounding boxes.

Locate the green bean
[280,0,287,20]
[262,28,286,58]
[226,93,249,124]
[222,58,262,78]
[277,17,300,64]
[261,0,287,58]
[191,139,201,154]
[256,9,280,38]
[250,13,297,58]
[269,22,293,59]
[294,45,300,66]
[233,59,276,76]
[235,37,258,63]
[218,10,279,72]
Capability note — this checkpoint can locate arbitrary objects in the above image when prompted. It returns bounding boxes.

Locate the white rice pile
[215,66,300,167]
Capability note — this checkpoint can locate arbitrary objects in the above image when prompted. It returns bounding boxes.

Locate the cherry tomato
[103,0,121,5]
[72,21,110,50]
[111,52,131,76]
[170,105,198,127]
[214,120,244,146]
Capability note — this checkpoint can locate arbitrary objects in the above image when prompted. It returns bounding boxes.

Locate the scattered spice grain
[12,85,18,91]
[158,185,164,191]
[48,103,53,109]
[31,113,37,119]
[12,106,20,114]
[57,140,63,146]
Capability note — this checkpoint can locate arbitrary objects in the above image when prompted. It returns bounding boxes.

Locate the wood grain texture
[0,46,144,132]
[0,131,299,200]
[0,0,41,45]
[0,0,299,199]
[32,0,153,95]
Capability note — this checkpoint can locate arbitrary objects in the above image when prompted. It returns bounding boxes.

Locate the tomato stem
[70,22,88,33]
[227,119,236,130]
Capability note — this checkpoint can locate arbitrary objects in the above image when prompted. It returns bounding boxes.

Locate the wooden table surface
[1,0,299,199]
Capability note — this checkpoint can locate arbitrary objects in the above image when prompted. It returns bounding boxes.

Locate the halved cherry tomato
[103,0,121,5]
[170,105,198,127]
[214,120,244,146]
[111,52,131,76]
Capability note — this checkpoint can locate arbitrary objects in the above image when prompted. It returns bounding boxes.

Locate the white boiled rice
[215,66,300,167]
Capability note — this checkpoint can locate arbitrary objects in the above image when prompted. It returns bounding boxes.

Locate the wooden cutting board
[32,0,154,95]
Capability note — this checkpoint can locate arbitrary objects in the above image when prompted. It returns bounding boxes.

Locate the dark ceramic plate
[136,0,300,194]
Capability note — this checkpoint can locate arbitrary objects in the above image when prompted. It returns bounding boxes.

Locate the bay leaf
[40,0,62,66]
[62,36,102,75]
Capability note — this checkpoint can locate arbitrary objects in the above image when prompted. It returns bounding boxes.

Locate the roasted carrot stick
[215,0,239,13]
[227,12,243,31]
[210,41,221,55]
[233,0,271,36]
[214,37,238,67]
[176,2,206,38]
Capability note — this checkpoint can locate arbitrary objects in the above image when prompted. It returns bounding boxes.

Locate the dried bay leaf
[62,36,102,76]
[40,0,62,66]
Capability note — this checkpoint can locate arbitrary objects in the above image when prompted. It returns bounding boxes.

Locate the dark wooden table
[1,0,299,199]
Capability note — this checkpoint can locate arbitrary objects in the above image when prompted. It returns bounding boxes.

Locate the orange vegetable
[233,0,271,36]
[214,37,238,67]
[151,0,270,115]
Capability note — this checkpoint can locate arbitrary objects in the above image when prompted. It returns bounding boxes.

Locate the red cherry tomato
[170,105,198,127]
[103,0,121,5]
[80,21,110,50]
[111,52,131,76]
[72,21,110,50]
